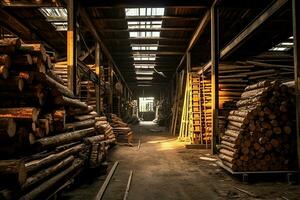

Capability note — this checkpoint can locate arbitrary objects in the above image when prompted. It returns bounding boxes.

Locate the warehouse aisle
[100,121,219,200]
[63,122,300,200]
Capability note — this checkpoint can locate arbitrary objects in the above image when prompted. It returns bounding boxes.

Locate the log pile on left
[0,38,115,199]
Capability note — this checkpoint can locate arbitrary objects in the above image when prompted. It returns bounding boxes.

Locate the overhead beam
[197,0,289,74]
[79,6,132,94]
[112,51,184,55]
[81,0,209,8]
[79,46,96,61]
[99,27,194,32]
[95,16,200,21]
[106,38,190,42]
[292,0,300,169]
[0,0,62,7]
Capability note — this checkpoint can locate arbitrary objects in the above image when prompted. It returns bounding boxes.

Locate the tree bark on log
[25,144,85,173]
[35,127,95,150]
[0,107,40,122]
[0,159,27,185]
[20,159,83,200]
[22,156,75,191]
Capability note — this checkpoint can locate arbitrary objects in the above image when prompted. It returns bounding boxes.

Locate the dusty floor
[62,121,300,200]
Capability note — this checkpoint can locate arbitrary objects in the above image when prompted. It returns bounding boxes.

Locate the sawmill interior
[0,0,300,199]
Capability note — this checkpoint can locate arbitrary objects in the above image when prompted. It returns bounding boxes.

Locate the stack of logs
[110,114,133,144]
[0,38,115,199]
[198,55,295,140]
[218,80,297,171]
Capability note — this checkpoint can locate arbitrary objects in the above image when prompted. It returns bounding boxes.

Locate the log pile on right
[219,80,297,171]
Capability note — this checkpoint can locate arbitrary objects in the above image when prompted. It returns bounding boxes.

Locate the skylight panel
[125,8,165,17]
[134,64,155,69]
[131,45,158,51]
[129,31,160,38]
[127,21,162,29]
[136,76,153,80]
[135,70,154,75]
[269,47,290,51]
[39,7,67,31]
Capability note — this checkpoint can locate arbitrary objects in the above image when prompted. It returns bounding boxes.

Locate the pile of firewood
[218,80,297,171]
[0,38,115,199]
[109,114,133,144]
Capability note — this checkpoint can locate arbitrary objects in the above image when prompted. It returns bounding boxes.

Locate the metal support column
[292,0,300,169]
[67,0,77,95]
[211,4,219,154]
[95,42,101,114]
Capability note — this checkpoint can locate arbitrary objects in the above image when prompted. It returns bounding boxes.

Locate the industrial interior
[0,0,300,199]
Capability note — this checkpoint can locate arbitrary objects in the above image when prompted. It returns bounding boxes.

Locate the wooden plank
[95,161,119,200]
[123,170,133,200]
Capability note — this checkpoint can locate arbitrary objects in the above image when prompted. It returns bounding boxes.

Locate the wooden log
[0,159,27,185]
[240,87,270,100]
[54,96,88,110]
[19,43,47,62]
[35,127,95,149]
[25,143,85,173]
[65,119,95,130]
[0,118,16,137]
[220,148,238,159]
[47,70,65,86]
[0,107,40,122]
[12,54,33,66]
[0,76,24,91]
[84,135,105,144]
[0,38,21,53]
[22,156,75,191]
[20,159,83,200]
[219,153,235,163]
[67,106,94,116]
[228,115,249,124]
[74,112,98,121]
[245,80,271,91]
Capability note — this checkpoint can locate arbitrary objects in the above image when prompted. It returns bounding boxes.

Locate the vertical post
[292,0,300,169]
[110,64,114,113]
[67,0,77,95]
[211,4,219,154]
[187,52,191,72]
[95,42,101,114]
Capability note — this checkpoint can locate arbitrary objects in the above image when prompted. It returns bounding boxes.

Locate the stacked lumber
[0,38,112,199]
[218,80,297,171]
[216,58,294,139]
[109,114,133,144]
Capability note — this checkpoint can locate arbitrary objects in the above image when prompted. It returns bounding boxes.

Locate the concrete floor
[62,121,300,200]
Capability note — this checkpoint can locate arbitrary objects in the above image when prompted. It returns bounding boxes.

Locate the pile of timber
[218,80,297,171]
[0,38,114,199]
[109,114,133,143]
[215,57,294,139]
[53,63,104,112]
